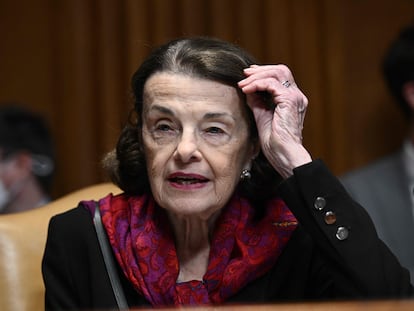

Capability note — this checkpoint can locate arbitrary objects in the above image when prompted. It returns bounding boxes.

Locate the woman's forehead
[143,72,241,106]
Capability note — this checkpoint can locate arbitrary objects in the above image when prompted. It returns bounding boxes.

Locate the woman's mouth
[167,173,209,188]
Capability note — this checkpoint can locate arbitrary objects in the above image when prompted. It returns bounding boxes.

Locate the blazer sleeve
[276,159,413,298]
[42,211,82,310]
[41,206,119,311]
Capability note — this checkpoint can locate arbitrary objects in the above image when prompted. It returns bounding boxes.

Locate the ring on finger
[282,80,291,88]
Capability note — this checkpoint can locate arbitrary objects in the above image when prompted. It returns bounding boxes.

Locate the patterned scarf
[83,193,297,307]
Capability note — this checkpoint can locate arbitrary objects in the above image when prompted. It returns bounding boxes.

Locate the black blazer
[42,160,413,310]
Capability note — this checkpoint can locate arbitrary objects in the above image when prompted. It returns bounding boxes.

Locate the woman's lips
[167,172,209,189]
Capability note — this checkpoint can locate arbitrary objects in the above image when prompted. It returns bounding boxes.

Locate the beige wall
[1,0,413,197]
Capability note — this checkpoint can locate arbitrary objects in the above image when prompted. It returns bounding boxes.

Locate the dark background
[1,0,413,198]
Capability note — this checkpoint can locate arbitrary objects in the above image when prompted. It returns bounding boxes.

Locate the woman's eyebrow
[148,105,236,122]
[148,104,175,116]
[203,112,236,121]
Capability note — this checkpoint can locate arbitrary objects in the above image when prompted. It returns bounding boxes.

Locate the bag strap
[93,202,129,310]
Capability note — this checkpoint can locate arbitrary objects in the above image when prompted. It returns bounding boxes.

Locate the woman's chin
[161,198,223,221]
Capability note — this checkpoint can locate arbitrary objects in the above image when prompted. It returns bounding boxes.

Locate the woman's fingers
[238,64,294,91]
[238,64,312,178]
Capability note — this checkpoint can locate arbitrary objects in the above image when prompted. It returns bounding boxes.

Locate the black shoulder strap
[93,202,129,310]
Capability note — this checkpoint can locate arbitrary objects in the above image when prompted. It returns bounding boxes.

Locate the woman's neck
[167,211,221,283]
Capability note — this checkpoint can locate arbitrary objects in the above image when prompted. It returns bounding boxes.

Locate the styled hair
[382,23,414,117]
[103,37,282,204]
[0,104,55,193]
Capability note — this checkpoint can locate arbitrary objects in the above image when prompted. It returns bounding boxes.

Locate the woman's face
[142,72,256,219]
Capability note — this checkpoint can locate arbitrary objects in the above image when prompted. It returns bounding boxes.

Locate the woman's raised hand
[238,64,312,178]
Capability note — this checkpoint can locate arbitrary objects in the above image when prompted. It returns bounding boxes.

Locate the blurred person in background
[0,104,55,214]
[341,24,414,282]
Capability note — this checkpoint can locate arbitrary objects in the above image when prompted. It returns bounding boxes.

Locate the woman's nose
[174,130,201,163]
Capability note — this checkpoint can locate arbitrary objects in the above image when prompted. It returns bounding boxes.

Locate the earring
[240,169,251,180]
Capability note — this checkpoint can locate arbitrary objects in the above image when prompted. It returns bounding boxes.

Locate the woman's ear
[252,140,260,160]
[402,81,414,112]
[244,140,260,170]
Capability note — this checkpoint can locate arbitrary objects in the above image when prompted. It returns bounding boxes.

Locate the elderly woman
[42,37,413,310]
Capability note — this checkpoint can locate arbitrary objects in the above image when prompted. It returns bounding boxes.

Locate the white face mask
[0,179,11,212]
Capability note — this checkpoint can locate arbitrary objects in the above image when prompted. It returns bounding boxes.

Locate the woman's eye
[155,123,173,132]
[206,127,224,134]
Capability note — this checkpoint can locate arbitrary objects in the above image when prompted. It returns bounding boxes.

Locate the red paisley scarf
[83,193,297,307]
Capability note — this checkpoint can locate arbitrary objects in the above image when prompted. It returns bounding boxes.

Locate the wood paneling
[0,0,413,197]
